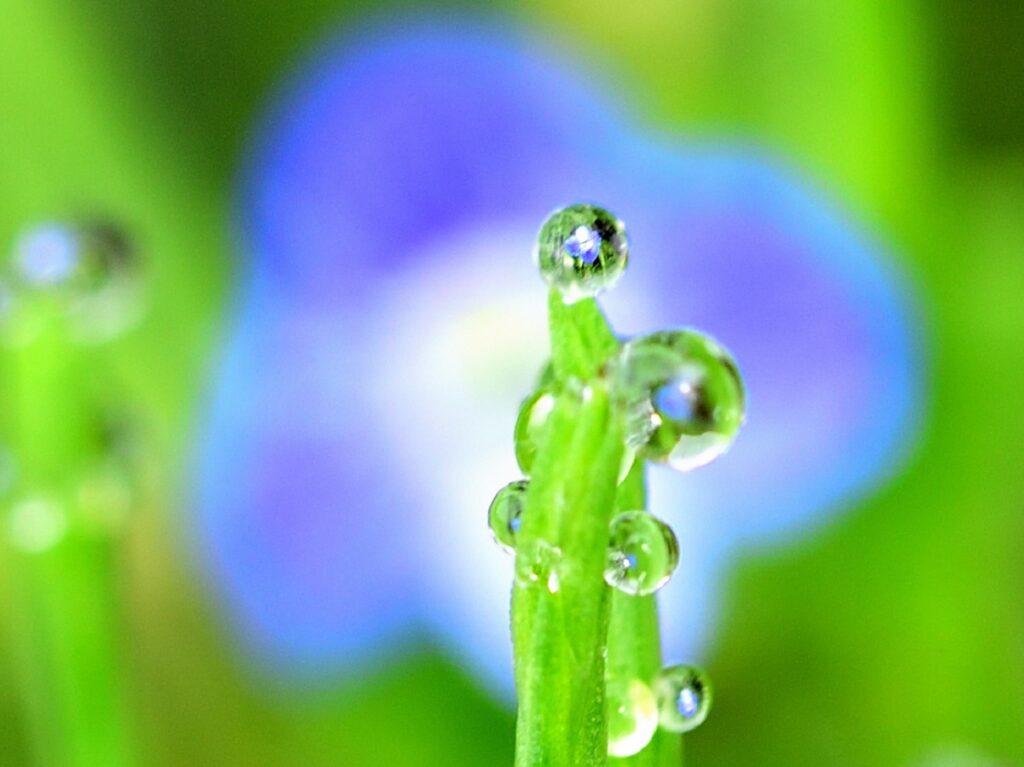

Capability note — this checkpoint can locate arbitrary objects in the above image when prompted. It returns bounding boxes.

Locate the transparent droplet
[604,511,679,596]
[607,678,659,757]
[11,221,142,342]
[612,329,744,471]
[515,539,563,593]
[6,495,68,554]
[653,665,712,733]
[514,389,556,474]
[488,479,529,553]
[515,382,634,481]
[535,204,628,303]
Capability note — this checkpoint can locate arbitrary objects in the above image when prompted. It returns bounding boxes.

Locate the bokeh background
[1,1,1022,766]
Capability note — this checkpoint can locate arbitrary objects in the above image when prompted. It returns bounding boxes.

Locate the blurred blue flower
[195,23,923,694]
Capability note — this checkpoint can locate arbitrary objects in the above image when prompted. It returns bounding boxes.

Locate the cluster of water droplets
[604,665,712,756]
[1,222,145,553]
[492,205,741,752]
[1,411,143,556]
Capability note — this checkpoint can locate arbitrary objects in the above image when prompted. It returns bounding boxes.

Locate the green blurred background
[0,1,1022,765]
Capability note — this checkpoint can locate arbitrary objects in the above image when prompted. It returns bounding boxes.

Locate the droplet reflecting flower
[488,479,529,553]
[604,510,679,596]
[653,664,712,733]
[613,329,744,471]
[535,204,628,303]
[9,221,142,343]
[607,677,659,757]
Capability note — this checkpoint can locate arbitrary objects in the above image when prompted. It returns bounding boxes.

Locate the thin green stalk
[3,308,135,767]
[512,291,686,767]
[512,294,623,767]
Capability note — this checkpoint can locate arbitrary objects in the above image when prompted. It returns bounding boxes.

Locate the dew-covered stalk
[491,205,745,767]
[1,223,139,767]
[511,293,624,767]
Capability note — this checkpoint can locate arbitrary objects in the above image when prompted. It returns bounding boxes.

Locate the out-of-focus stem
[3,308,134,767]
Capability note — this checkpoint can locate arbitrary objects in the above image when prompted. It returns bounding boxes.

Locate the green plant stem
[3,310,135,767]
[512,292,685,767]
[512,294,624,767]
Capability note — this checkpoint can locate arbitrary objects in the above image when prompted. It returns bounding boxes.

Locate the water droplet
[514,389,556,474]
[653,665,712,733]
[488,479,529,553]
[515,385,634,482]
[515,539,563,593]
[6,495,67,553]
[10,221,142,342]
[612,329,744,471]
[604,511,679,596]
[535,204,628,303]
[607,678,659,757]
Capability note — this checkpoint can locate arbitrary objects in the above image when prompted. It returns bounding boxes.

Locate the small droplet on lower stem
[653,664,713,733]
[607,677,659,757]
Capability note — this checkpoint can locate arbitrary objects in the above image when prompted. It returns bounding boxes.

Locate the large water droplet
[604,511,679,596]
[10,221,142,342]
[653,665,712,733]
[515,539,563,593]
[607,678,659,757]
[488,479,529,553]
[514,388,556,475]
[612,329,744,471]
[535,204,628,303]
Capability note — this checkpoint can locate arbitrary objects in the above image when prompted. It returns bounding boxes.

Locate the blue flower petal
[196,23,923,691]
[195,273,425,675]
